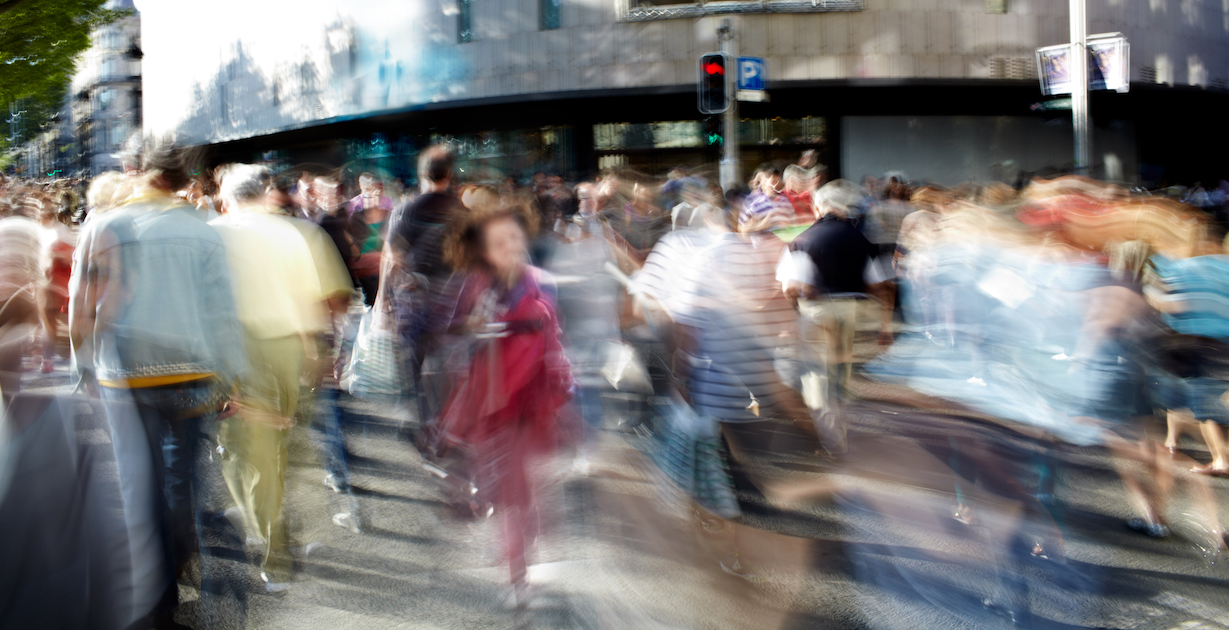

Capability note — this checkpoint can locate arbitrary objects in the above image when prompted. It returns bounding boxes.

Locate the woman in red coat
[435,198,574,605]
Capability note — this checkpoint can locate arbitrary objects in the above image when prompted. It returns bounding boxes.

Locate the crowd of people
[3,135,1229,629]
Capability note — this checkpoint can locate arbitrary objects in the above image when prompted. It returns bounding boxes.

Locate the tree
[0,0,124,151]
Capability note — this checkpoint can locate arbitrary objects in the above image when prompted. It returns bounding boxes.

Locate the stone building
[71,0,141,176]
[141,0,1228,185]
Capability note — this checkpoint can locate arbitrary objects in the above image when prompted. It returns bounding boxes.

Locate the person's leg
[0,289,37,400]
[250,335,303,584]
[98,386,170,628]
[833,299,858,397]
[494,427,532,593]
[245,422,294,584]
[161,407,203,579]
[217,415,255,539]
[572,385,604,471]
[1105,431,1168,534]
[1165,408,1196,451]
[797,300,830,413]
[1196,419,1229,472]
[35,287,56,372]
[312,384,353,491]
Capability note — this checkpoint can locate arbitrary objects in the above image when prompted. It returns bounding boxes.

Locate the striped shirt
[630,229,801,422]
[1152,254,1229,341]
[740,191,796,228]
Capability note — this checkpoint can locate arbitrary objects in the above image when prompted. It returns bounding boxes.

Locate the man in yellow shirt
[210,163,351,592]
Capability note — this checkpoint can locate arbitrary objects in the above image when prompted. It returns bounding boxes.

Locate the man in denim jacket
[69,136,248,630]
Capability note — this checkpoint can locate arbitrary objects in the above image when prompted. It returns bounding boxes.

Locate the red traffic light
[698,52,729,114]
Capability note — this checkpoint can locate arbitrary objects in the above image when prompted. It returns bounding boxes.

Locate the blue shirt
[1152,254,1229,341]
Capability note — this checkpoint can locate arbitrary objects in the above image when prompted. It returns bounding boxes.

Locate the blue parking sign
[738,57,765,91]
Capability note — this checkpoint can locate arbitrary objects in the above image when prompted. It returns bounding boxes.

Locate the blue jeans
[100,382,245,626]
[314,384,354,492]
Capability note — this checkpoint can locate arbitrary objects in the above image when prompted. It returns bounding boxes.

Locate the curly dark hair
[443,196,539,272]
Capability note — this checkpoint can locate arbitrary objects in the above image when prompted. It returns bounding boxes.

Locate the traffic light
[698,52,729,114]
[704,117,723,147]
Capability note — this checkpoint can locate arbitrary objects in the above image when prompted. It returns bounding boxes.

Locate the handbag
[649,393,740,519]
[340,307,405,400]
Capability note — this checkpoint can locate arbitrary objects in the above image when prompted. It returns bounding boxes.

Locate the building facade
[142,0,1229,185]
[71,0,141,176]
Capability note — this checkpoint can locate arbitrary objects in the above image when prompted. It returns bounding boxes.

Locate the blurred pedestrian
[35,199,75,373]
[740,164,794,228]
[346,172,391,306]
[0,204,43,401]
[789,180,890,450]
[434,199,573,606]
[210,163,349,591]
[386,146,467,441]
[69,136,249,629]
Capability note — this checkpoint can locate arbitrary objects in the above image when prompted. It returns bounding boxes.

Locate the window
[540,0,560,30]
[593,117,827,150]
[619,0,862,21]
[97,88,116,112]
[594,121,703,150]
[458,0,473,43]
[109,121,128,149]
[101,57,120,80]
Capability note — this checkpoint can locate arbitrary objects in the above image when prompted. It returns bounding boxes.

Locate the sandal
[1191,464,1229,477]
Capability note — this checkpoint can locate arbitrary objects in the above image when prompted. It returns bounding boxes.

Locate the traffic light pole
[718,20,739,192]
[1069,0,1091,174]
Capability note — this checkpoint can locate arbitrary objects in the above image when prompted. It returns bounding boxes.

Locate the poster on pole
[1036,44,1072,95]
[1088,37,1130,93]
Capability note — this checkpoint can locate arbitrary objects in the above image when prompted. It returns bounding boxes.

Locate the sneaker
[332,512,360,533]
[260,572,291,594]
[323,474,343,493]
[1127,517,1170,538]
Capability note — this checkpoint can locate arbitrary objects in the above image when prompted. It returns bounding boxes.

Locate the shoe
[40,359,54,373]
[953,504,977,526]
[1191,464,1229,477]
[719,555,766,583]
[323,473,343,493]
[332,512,360,533]
[222,506,245,532]
[261,572,291,594]
[501,581,535,610]
[1126,517,1170,538]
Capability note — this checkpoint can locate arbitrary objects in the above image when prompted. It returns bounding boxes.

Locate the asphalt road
[16,333,1229,630]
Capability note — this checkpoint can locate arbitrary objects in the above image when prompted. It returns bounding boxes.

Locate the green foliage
[0,0,125,150]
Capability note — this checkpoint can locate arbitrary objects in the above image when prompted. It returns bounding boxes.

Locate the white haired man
[785,180,890,452]
[210,163,351,592]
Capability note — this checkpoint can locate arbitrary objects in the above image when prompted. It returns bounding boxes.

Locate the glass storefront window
[428,126,576,183]
[594,117,825,151]
[593,121,703,151]
[738,116,827,145]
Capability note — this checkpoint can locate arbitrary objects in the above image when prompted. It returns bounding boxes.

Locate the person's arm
[201,239,251,391]
[863,237,895,340]
[68,221,107,387]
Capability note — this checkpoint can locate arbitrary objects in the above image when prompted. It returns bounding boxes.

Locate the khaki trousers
[219,334,303,583]
[797,297,859,411]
